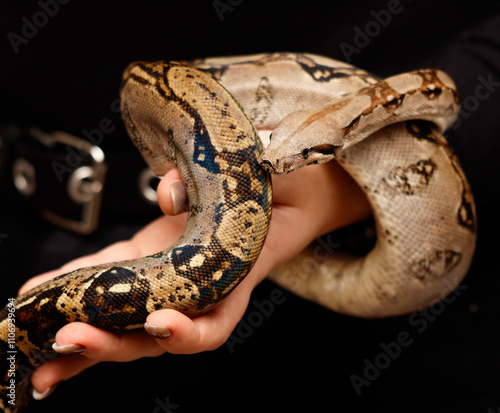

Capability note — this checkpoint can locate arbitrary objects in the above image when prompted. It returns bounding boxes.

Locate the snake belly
[0,61,272,412]
[194,52,477,317]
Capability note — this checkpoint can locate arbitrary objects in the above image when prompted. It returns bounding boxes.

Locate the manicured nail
[170,180,188,215]
[52,343,86,354]
[33,382,59,400]
[144,323,172,339]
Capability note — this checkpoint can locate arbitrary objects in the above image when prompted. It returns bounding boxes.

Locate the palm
[24,135,371,396]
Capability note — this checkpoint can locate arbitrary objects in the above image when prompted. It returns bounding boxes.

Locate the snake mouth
[259,156,296,175]
[259,159,279,174]
[260,150,337,175]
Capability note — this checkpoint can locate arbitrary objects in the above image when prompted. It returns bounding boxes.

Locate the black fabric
[0,1,499,412]
[0,126,161,226]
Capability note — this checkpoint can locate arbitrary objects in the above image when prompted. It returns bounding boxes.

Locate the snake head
[259,109,345,175]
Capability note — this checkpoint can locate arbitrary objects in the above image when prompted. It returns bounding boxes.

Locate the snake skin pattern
[0,60,272,412]
[194,53,475,317]
[0,52,476,411]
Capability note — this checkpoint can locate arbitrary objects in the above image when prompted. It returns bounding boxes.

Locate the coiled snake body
[0,53,476,411]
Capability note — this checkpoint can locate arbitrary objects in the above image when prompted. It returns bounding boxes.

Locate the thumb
[157,168,188,216]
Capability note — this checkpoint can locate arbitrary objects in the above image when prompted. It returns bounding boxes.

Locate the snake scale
[0,52,476,411]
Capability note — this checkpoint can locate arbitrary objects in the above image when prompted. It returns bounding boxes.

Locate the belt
[0,125,163,234]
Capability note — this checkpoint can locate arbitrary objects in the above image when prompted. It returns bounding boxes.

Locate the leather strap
[0,125,163,234]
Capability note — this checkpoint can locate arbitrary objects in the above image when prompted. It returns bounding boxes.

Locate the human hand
[20,130,371,399]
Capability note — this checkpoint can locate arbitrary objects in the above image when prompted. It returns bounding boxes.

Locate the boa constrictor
[0,52,476,411]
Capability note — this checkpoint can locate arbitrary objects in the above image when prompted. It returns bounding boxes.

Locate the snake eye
[311,144,340,156]
[301,148,310,159]
[269,133,273,140]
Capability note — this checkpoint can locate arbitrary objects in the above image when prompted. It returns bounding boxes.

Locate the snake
[0,52,476,411]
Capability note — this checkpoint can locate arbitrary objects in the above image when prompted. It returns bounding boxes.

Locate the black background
[1,1,500,412]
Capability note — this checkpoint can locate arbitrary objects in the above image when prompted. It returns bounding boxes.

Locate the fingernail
[144,323,172,339]
[33,382,60,400]
[170,180,188,215]
[52,343,86,354]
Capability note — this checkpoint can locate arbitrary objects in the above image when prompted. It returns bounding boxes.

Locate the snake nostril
[259,160,276,174]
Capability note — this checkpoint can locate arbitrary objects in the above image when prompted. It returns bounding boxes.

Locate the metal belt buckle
[36,130,107,235]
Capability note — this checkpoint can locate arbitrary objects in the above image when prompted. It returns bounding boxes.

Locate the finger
[53,322,164,361]
[144,269,257,354]
[31,353,99,396]
[31,322,166,393]
[157,168,188,216]
[145,308,237,355]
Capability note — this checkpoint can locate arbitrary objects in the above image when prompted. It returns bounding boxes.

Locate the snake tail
[0,61,272,412]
